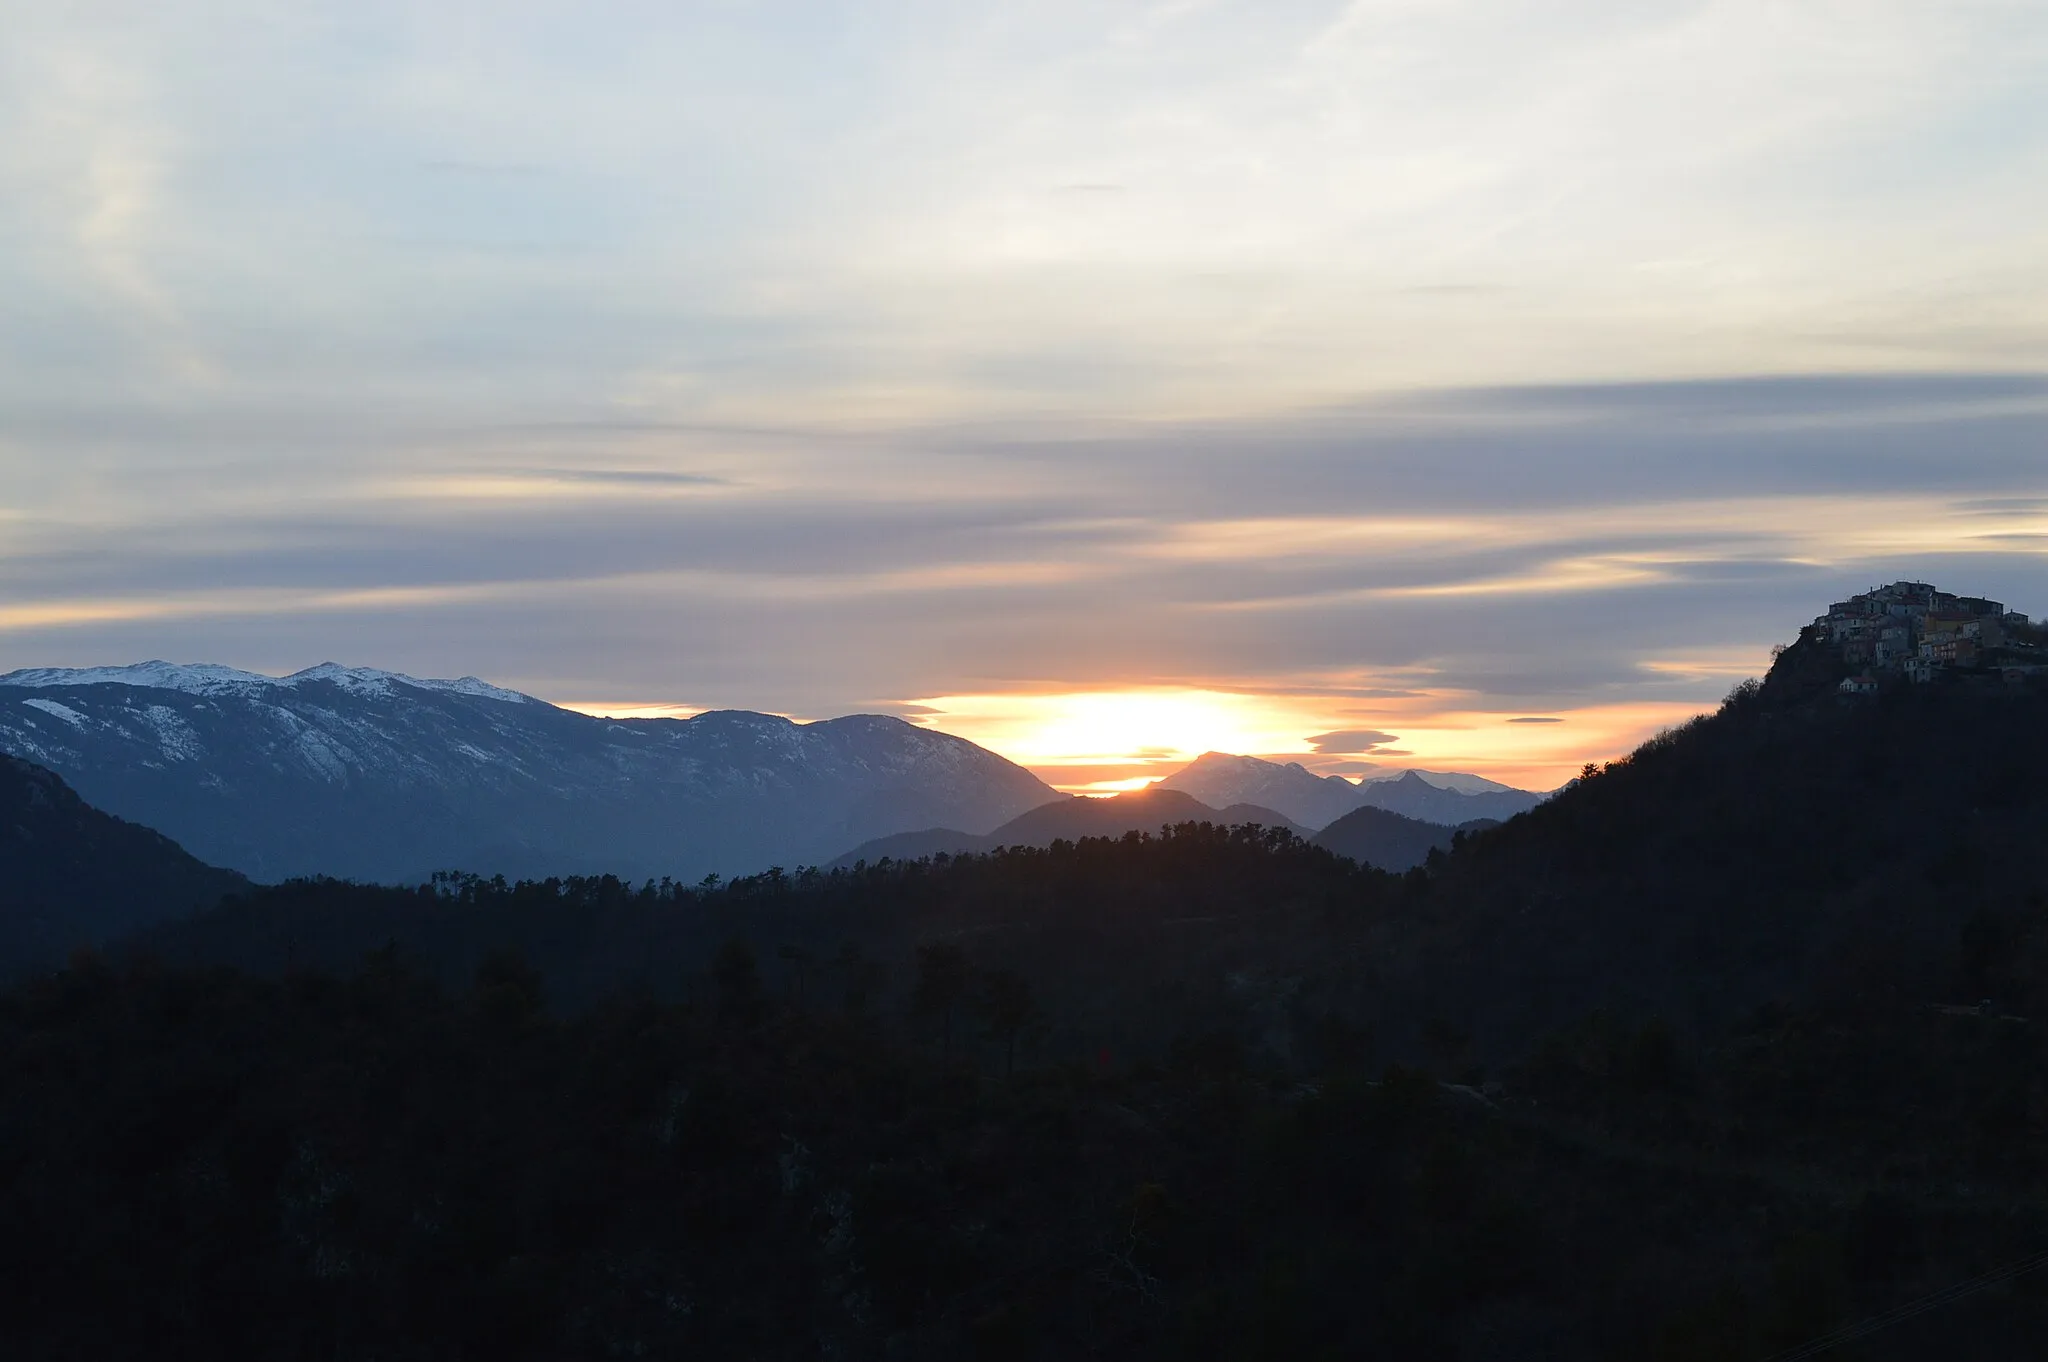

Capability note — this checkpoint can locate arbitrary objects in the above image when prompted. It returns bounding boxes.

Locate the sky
[5,1,2048,791]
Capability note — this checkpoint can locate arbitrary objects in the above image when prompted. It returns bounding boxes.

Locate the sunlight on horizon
[548,688,1726,793]
[556,701,710,722]
[900,688,1712,794]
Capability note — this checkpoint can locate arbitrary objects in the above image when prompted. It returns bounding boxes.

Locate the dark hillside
[1313,804,1495,871]
[128,825,1383,1063]
[1398,659,2048,1054]
[23,650,2048,1356]
[0,754,246,973]
[18,848,2048,1360]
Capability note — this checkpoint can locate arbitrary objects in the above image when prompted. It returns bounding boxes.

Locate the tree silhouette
[776,942,815,1008]
[712,936,765,1025]
[474,947,545,1029]
[913,941,971,1059]
[976,968,1039,1077]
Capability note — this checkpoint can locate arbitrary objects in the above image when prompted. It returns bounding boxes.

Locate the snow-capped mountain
[0,663,1056,884]
[1158,752,1545,830]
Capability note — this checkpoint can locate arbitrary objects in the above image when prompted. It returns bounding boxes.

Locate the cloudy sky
[6,2,2048,789]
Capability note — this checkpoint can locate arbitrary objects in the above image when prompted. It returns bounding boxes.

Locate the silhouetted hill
[993,788,1297,844]
[826,827,991,866]
[1393,656,2048,1055]
[828,787,1302,867]
[1311,804,1498,871]
[1211,802,1312,835]
[0,754,245,973]
[0,663,1055,883]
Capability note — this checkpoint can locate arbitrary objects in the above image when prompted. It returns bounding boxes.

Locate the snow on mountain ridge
[21,698,89,727]
[1,662,278,697]
[0,661,537,705]
[0,665,1067,882]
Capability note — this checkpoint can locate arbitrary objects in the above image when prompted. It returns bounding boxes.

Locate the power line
[1758,1248,2048,1362]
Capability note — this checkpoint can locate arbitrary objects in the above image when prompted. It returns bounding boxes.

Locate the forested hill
[19,637,2048,1354]
[130,825,1384,1043]
[112,643,2048,1061]
[23,771,2048,1358]
[829,787,1307,868]
[1311,804,1495,872]
[0,754,245,972]
[1397,649,2048,1053]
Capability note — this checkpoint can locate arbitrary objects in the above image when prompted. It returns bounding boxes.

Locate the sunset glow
[6,3,2048,814]
[556,686,1722,794]
[903,688,1715,795]
[556,702,708,723]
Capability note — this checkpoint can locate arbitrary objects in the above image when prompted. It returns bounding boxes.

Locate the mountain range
[0,661,1547,890]
[0,663,1055,885]
[1158,751,1546,828]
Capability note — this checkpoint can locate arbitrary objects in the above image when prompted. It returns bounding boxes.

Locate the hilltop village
[1812,581,2047,694]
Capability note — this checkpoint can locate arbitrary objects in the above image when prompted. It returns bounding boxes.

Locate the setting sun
[911,690,1311,767]
[901,688,1708,795]
[899,689,1342,793]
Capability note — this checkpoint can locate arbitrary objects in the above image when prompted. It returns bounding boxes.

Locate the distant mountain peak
[1181,750,1310,774]
[283,662,538,705]
[0,660,538,706]
[1159,750,1544,830]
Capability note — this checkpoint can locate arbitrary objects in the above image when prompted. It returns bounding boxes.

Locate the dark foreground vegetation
[7,650,2048,1357]
[10,891,2048,1360]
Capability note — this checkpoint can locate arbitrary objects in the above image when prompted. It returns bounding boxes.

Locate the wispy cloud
[3,9,2048,785]
[1305,729,1401,754]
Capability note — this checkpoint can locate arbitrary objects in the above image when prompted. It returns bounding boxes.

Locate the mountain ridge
[0,663,1055,884]
[1,660,537,705]
[1159,750,1544,827]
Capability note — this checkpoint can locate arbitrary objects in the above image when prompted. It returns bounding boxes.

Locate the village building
[1924,635,1979,667]
[1813,581,2042,687]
